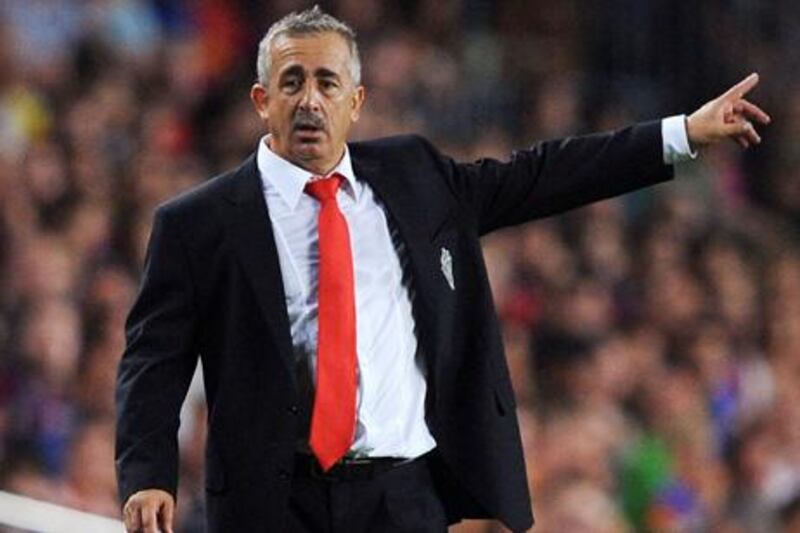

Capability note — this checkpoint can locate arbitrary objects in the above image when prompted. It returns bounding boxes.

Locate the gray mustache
[293,110,325,130]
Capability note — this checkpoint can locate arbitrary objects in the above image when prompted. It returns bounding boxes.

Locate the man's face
[251,32,365,174]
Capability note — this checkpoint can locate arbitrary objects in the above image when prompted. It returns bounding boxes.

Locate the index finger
[725,73,760,99]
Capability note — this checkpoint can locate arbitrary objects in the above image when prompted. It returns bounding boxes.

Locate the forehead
[270,32,352,78]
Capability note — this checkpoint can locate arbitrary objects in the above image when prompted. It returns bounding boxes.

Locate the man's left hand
[686,73,771,150]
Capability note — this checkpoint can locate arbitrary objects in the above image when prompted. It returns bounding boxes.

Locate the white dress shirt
[257,138,437,459]
[662,114,698,164]
[256,117,694,459]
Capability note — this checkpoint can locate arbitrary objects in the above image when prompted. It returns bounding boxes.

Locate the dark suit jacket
[115,122,673,532]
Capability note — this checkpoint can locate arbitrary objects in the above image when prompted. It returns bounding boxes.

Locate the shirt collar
[256,135,358,211]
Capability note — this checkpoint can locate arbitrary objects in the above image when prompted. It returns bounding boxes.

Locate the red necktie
[304,174,357,471]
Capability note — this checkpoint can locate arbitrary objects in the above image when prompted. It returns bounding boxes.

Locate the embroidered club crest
[440,247,455,290]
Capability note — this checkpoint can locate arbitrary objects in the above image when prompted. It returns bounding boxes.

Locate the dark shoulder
[348,134,440,161]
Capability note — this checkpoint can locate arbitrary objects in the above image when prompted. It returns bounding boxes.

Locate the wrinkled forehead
[270,32,354,80]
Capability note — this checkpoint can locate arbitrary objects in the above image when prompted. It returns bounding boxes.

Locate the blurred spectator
[0,2,798,532]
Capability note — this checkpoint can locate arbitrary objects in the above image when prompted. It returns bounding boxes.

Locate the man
[115,6,769,533]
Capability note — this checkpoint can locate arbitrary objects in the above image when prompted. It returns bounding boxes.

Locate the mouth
[292,108,327,143]
[293,123,325,143]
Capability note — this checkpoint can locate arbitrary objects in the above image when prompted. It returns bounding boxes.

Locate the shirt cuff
[662,114,698,165]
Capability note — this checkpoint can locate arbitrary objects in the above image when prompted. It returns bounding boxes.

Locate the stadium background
[1,1,800,531]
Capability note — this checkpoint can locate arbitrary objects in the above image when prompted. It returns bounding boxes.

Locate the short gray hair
[256,5,361,86]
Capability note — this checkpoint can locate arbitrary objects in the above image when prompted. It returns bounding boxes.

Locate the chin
[294,145,323,161]
[289,147,330,172]
[296,138,332,154]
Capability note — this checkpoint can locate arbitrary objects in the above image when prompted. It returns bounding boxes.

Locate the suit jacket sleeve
[422,120,673,235]
[115,206,200,506]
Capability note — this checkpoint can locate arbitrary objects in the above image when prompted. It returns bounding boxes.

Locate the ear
[250,83,270,122]
[350,85,366,123]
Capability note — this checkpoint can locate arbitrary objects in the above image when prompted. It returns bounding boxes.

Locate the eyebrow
[279,64,341,81]
[280,65,305,78]
[315,68,339,80]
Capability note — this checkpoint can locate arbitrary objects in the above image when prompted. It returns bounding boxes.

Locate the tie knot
[305,174,343,202]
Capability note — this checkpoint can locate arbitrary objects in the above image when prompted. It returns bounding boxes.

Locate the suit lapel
[225,156,297,391]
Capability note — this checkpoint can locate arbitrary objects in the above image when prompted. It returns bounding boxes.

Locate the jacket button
[287,405,299,415]
[278,470,290,481]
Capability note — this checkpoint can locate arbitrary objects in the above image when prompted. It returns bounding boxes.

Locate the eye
[319,79,339,91]
[281,77,301,93]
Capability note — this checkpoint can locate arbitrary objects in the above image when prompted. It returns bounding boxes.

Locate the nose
[298,82,322,112]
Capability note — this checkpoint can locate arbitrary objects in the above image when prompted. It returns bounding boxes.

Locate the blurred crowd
[1,1,800,532]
